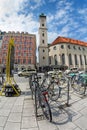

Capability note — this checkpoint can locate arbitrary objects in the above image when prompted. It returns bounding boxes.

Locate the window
[80,55,82,65]
[78,47,81,50]
[83,48,85,51]
[0,36,2,40]
[24,53,26,56]
[54,55,58,65]
[42,40,44,43]
[61,53,65,64]
[28,59,31,64]
[42,24,44,26]
[84,55,87,65]
[18,52,21,56]
[23,59,26,64]
[68,45,70,49]
[42,33,44,36]
[49,56,51,64]
[61,45,64,49]
[29,47,32,51]
[43,56,45,59]
[73,46,76,49]
[74,54,78,65]
[18,59,20,64]
[53,46,56,50]
[43,49,45,52]
[69,54,72,65]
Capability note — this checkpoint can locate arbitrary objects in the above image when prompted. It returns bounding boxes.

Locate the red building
[0,31,36,70]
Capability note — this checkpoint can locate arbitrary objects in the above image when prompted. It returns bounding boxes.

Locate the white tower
[38,13,49,67]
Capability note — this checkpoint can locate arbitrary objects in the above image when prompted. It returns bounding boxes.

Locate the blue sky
[0,0,87,47]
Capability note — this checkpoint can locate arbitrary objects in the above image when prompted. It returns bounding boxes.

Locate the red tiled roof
[51,36,87,47]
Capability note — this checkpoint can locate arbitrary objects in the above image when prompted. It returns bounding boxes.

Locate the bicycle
[43,74,61,101]
[69,73,87,95]
[33,74,52,122]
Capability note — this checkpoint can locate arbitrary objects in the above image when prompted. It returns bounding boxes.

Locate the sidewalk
[0,76,87,130]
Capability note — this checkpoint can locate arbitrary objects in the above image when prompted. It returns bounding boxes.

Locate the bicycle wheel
[72,82,86,95]
[40,94,52,122]
[48,82,61,101]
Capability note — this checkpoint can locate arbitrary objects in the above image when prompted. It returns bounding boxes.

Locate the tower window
[43,50,45,52]
[42,40,44,43]
[42,24,44,26]
[43,56,45,59]
[42,33,44,36]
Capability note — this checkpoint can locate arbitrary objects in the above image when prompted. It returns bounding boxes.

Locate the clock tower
[38,13,49,67]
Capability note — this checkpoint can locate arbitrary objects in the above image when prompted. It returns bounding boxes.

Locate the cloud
[0,0,39,33]
[48,32,58,43]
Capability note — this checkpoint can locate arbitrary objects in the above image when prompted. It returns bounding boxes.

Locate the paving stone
[79,107,87,116]
[57,121,76,130]
[74,127,82,130]
[0,127,3,130]
[8,113,21,122]
[71,102,85,111]
[22,108,35,117]
[38,120,58,130]
[74,116,87,130]
[21,117,37,129]
[64,107,82,121]
[0,116,7,127]
[11,105,23,112]
[4,122,20,130]
[2,104,13,110]
[21,128,39,130]
[0,109,10,116]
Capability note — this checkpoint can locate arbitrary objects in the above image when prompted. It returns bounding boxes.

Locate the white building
[38,14,87,70]
[49,36,87,70]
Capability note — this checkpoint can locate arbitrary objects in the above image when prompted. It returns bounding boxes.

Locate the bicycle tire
[48,82,61,101]
[72,82,86,95]
[40,93,52,122]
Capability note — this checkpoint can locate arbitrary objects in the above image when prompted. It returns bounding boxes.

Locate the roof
[51,36,87,47]
[39,13,46,18]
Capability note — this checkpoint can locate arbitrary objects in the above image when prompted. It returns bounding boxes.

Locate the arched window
[80,55,82,65]
[54,55,58,65]
[74,54,78,65]
[69,54,72,65]
[84,55,87,65]
[61,53,65,65]
[49,56,51,65]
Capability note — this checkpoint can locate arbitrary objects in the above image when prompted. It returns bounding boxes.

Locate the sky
[0,0,87,49]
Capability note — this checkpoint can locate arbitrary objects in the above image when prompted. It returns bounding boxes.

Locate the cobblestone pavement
[0,75,87,130]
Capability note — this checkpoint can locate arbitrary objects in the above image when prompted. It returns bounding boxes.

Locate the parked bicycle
[69,72,87,95]
[33,74,52,122]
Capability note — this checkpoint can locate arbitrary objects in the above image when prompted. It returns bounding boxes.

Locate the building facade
[49,36,87,70]
[38,13,49,67]
[0,31,36,70]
